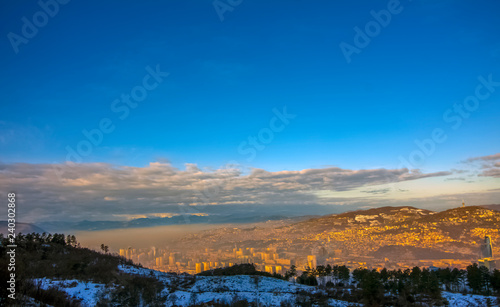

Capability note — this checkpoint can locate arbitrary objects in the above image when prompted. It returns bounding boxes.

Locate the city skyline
[86,205,500,276]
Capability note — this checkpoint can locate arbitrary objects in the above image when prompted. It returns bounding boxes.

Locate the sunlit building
[275,265,283,275]
[203,262,210,271]
[479,258,496,271]
[479,235,496,271]
[196,263,203,274]
[307,255,317,269]
[155,257,163,267]
[265,265,274,274]
[480,236,493,258]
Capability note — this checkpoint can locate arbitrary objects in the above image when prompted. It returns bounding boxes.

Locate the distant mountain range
[0,221,45,234]
[36,214,316,232]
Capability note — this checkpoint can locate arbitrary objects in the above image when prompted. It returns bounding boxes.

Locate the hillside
[371,245,472,260]
[30,271,500,307]
[293,206,500,261]
[291,206,434,231]
[480,204,500,212]
[173,206,500,268]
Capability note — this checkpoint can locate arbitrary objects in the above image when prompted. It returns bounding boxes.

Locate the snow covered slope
[31,266,499,306]
[33,278,108,307]
[442,292,499,306]
[119,264,355,306]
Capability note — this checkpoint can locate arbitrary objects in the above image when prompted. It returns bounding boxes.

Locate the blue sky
[1,0,499,224]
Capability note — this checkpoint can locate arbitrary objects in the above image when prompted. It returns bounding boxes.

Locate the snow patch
[32,278,107,307]
[354,215,378,222]
[443,291,498,306]
[166,275,359,307]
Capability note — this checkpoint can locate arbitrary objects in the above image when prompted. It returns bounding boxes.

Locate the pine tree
[467,263,483,294]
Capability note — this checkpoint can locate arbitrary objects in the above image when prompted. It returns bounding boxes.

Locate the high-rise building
[203,262,210,271]
[479,235,496,271]
[307,255,317,269]
[155,257,163,267]
[479,258,496,271]
[265,265,274,274]
[195,263,202,274]
[480,236,493,259]
[275,265,283,275]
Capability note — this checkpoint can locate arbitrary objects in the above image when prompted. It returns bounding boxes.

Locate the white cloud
[464,152,500,178]
[0,161,470,224]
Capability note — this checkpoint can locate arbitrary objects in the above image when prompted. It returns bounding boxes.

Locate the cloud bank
[0,159,497,224]
[465,152,500,178]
